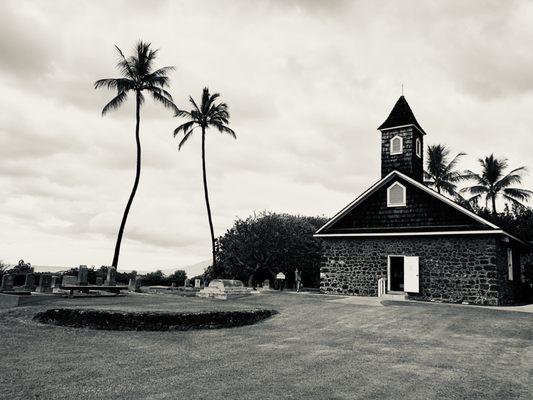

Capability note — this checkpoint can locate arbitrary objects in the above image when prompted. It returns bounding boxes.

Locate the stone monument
[0,274,14,292]
[197,279,252,300]
[134,276,142,291]
[78,265,88,286]
[24,273,36,291]
[36,274,53,293]
[194,279,201,288]
[62,275,77,286]
[105,267,116,286]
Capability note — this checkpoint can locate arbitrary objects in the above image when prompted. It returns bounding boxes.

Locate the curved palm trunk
[491,193,497,215]
[201,127,217,269]
[111,91,142,268]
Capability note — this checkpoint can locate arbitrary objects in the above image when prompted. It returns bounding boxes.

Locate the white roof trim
[314,230,504,238]
[315,170,501,235]
[379,124,426,136]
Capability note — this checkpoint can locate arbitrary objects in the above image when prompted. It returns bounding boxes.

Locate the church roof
[378,96,426,135]
[314,170,528,246]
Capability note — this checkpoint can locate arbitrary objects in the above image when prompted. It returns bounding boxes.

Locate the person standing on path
[295,269,302,292]
[276,272,286,291]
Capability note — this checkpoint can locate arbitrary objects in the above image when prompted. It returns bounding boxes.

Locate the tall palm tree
[424,144,467,197]
[95,41,177,269]
[173,88,236,268]
[462,154,532,214]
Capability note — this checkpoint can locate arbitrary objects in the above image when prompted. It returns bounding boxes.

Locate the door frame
[387,255,405,292]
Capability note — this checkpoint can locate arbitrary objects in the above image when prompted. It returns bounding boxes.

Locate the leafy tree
[9,259,33,274]
[476,204,533,242]
[424,144,467,197]
[462,154,532,214]
[168,270,187,286]
[209,212,328,288]
[95,41,177,269]
[173,88,236,269]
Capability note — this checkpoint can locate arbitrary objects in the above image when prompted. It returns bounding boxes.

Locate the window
[390,136,403,155]
[387,182,406,207]
[507,248,513,281]
[415,138,422,158]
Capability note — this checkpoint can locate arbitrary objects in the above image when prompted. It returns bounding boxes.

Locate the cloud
[0,0,532,271]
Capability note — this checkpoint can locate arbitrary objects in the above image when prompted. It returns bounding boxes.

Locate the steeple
[378,96,426,135]
[378,96,426,182]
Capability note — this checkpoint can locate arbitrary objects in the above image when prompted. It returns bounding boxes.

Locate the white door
[404,256,419,293]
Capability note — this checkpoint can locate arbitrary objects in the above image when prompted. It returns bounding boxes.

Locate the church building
[315,96,531,305]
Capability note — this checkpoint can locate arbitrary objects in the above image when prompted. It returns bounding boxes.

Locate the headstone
[95,276,104,285]
[134,276,142,291]
[36,274,53,293]
[24,273,36,291]
[194,279,201,288]
[197,279,252,299]
[128,278,135,290]
[51,276,61,288]
[184,278,190,287]
[62,275,77,286]
[0,274,14,291]
[263,279,270,289]
[171,282,176,288]
[105,267,116,286]
[78,265,88,286]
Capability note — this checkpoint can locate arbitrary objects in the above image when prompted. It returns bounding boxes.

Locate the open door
[404,256,419,293]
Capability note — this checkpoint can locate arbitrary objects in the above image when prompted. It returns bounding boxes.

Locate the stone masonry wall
[320,235,505,305]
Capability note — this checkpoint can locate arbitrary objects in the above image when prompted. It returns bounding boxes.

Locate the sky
[1,0,533,274]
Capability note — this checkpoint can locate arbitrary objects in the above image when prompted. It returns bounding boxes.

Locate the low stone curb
[33,308,278,331]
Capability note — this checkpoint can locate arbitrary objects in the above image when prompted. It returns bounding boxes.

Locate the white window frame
[507,247,513,281]
[387,182,406,207]
[390,135,403,155]
[415,138,422,158]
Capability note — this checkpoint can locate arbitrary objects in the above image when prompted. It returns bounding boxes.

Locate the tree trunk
[491,194,497,215]
[111,91,142,269]
[201,126,217,269]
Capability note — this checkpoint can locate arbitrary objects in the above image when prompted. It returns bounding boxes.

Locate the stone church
[315,96,531,305]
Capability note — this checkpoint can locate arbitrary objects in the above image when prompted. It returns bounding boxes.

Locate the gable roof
[314,170,527,245]
[378,96,426,135]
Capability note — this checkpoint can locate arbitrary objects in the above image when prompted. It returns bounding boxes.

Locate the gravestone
[128,278,135,290]
[24,273,36,291]
[95,276,104,286]
[263,279,270,289]
[134,276,142,291]
[1,274,14,291]
[36,274,53,293]
[194,279,201,288]
[184,278,190,287]
[78,265,88,286]
[105,267,116,286]
[62,275,77,286]
[51,276,61,288]
[197,279,252,300]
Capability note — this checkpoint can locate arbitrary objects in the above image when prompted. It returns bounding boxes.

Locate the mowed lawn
[0,292,532,400]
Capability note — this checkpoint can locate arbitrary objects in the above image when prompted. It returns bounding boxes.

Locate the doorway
[388,256,404,292]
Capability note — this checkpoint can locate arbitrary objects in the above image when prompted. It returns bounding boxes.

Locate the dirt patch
[33,308,278,331]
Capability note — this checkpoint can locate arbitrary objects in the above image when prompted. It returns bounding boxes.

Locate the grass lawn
[0,292,532,399]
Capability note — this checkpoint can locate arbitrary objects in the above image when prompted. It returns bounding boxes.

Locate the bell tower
[378,96,425,182]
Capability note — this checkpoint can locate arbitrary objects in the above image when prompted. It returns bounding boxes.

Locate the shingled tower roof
[378,96,426,135]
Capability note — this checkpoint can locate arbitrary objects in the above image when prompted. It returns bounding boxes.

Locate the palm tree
[424,144,467,197]
[462,154,532,214]
[95,41,177,269]
[173,88,236,268]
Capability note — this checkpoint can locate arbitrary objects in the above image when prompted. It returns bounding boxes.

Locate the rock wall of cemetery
[319,235,511,305]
